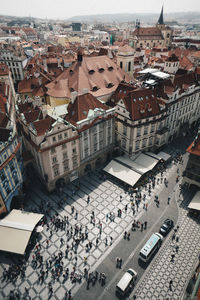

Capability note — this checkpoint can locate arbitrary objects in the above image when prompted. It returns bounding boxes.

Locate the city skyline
[0,0,200,20]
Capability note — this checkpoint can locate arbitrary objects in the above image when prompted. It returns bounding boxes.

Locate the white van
[116,268,137,296]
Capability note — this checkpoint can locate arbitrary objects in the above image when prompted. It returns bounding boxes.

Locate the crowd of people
[3,152,184,300]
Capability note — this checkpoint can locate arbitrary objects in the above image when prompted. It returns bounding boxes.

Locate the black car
[159,219,174,236]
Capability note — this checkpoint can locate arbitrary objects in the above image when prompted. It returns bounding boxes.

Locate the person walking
[169,279,173,291]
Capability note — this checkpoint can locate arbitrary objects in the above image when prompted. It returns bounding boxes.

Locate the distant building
[183,130,200,188]
[0,43,28,89]
[131,7,172,49]
[71,23,82,32]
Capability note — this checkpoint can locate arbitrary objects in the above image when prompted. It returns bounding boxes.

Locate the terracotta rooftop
[0,94,7,113]
[65,92,109,125]
[46,55,131,98]
[187,132,200,156]
[32,116,55,136]
[133,27,163,40]
[0,112,9,128]
[122,88,163,121]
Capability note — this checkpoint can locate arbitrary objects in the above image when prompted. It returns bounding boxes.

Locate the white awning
[156,151,171,161]
[0,209,43,255]
[134,153,159,172]
[188,191,200,211]
[116,155,149,175]
[103,160,141,186]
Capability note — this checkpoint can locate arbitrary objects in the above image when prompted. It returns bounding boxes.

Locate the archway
[84,164,92,174]
[95,158,101,168]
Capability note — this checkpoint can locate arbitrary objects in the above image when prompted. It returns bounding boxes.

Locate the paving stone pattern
[132,187,200,300]
[0,163,180,300]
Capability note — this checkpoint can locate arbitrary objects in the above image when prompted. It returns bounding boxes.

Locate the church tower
[156,6,173,47]
[156,6,165,30]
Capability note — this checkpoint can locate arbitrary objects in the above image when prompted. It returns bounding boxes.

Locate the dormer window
[99,68,104,73]
[70,88,74,92]
[107,83,113,88]
[89,69,95,74]
[91,86,98,92]
[108,66,113,71]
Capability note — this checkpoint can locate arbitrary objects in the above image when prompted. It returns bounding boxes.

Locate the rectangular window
[58,134,62,141]
[51,148,56,154]
[52,156,57,164]
[64,132,68,138]
[72,148,77,155]
[137,127,141,137]
[63,161,69,171]
[53,167,59,177]
[71,140,76,145]
[62,144,67,150]
[72,157,78,167]
[52,136,56,143]
[135,141,140,150]
[63,152,68,160]
[144,126,148,135]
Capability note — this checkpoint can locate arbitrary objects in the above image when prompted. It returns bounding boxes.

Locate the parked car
[159,219,174,236]
[116,268,137,296]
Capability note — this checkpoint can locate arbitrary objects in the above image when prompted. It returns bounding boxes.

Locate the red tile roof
[0,112,9,128]
[133,27,163,40]
[122,88,163,121]
[187,133,200,156]
[46,55,131,98]
[0,94,7,113]
[32,116,55,136]
[65,93,109,125]
[23,109,42,124]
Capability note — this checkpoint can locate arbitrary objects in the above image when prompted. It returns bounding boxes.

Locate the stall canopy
[0,209,43,255]
[103,153,160,187]
[188,191,200,211]
[103,159,141,187]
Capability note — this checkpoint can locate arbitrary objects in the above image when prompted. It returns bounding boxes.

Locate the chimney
[71,91,78,104]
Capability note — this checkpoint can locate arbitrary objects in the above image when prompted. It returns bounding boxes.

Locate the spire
[157,6,164,25]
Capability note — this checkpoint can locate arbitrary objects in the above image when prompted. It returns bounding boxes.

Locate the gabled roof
[108,83,136,106]
[17,102,33,114]
[122,88,163,121]
[32,116,55,136]
[23,109,42,124]
[65,93,109,125]
[66,93,110,125]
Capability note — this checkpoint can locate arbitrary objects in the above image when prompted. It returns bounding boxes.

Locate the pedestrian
[168,197,171,204]
[141,223,143,232]
[176,236,179,243]
[127,232,130,240]
[110,236,113,245]
[169,279,173,291]
[144,221,147,229]
[116,257,120,268]
[87,195,90,204]
[105,237,108,246]
[125,204,128,213]
[75,211,78,220]
[120,195,122,202]
[172,233,176,241]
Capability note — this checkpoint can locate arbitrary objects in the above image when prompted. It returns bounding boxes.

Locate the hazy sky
[1,0,200,20]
